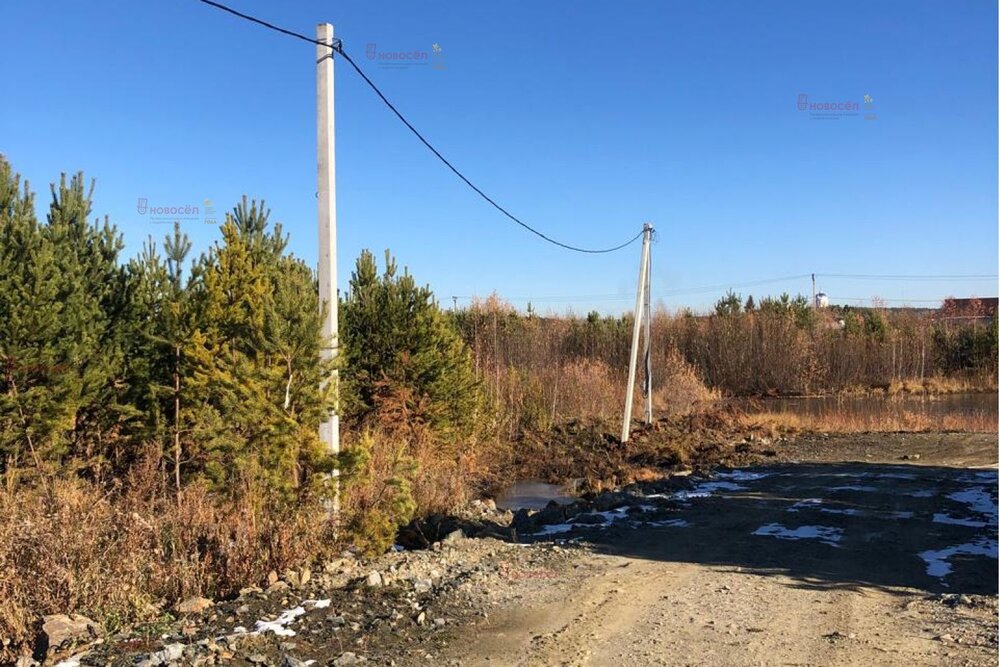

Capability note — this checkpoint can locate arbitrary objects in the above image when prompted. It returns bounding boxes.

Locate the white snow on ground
[753,523,843,547]
[250,599,332,637]
[787,499,914,520]
[533,522,575,535]
[254,606,306,637]
[919,538,999,578]
[715,470,772,481]
[933,513,989,528]
[787,498,861,516]
[531,503,690,536]
[694,480,747,493]
[947,487,998,523]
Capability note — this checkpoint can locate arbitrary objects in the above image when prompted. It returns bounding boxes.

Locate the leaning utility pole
[317,23,340,511]
[622,223,654,443]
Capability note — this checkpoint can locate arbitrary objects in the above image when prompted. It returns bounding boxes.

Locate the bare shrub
[0,453,332,660]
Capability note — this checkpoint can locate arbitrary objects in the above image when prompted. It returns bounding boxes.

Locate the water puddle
[497,480,577,511]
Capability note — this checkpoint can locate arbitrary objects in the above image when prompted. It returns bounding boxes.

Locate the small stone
[137,642,184,667]
[266,581,290,594]
[299,568,311,586]
[333,652,359,666]
[267,570,279,586]
[433,617,446,627]
[39,614,103,657]
[416,612,426,625]
[935,633,955,643]
[366,571,383,588]
[413,578,433,594]
[247,653,268,664]
[176,596,214,614]
[443,529,465,543]
[285,570,301,588]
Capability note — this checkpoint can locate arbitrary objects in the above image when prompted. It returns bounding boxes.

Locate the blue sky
[1,0,996,313]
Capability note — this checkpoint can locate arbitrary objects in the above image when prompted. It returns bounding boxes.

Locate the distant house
[935,297,998,324]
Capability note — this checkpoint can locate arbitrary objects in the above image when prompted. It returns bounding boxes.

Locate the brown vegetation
[0,452,333,655]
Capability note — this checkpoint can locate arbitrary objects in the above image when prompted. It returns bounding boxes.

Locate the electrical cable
[195,0,644,254]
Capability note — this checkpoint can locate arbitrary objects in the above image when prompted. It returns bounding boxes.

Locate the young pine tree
[184,198,335,498]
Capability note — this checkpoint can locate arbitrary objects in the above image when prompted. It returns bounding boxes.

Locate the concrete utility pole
[622,223,653,443]
[811,273,816,308]
[643,244,653,424]
[317,23,339,510]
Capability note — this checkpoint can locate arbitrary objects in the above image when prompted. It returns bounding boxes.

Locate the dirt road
[436,434,999,666]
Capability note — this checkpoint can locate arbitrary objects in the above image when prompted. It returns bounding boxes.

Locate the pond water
[496,480,578,511]
[743,392,997,422]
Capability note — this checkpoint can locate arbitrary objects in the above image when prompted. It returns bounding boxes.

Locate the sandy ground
[432,433,999,667]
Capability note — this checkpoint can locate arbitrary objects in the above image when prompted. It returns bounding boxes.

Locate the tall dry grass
[454,298,720,441]
[0,453,333,659]
[742,409,998,435]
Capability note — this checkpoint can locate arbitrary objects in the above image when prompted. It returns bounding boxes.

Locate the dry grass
[0,454,333,660]
[742,409,997,435]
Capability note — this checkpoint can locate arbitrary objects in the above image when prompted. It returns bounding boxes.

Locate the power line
[195,0,645,255]
[818,273,998,281]
[660,274,811,296]
[196,0,325,45]
[827,296,950,304]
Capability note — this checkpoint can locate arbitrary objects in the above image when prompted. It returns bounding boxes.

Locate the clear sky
[1,1,997,314]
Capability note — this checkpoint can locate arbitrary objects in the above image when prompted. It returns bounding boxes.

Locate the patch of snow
[594,507,631,522]
[753,523,843,547]
[869,472,918,481]
[694,481,747,493]
[306,598,332,609]
[933,513,988,528]
[54,660,80,667]
[919,538,998,578]
[715,470,771,481]
[672,490,711,500]
[947,487,998,524]
[533,523,575,536]
[254,606,306,637]
[787,498,823,511]
[787,498,859,515]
